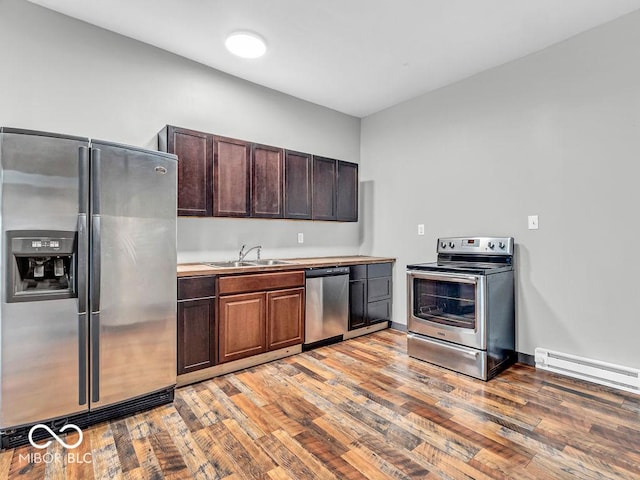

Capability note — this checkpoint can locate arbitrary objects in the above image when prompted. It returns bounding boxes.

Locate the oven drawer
[407,333,487,380]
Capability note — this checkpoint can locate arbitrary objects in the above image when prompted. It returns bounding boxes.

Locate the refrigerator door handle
[90,147,101,403]
[78,146,90,406]
[79,146,89,214]
[89,218,101,402]
[91,147,101,215]
[91,216,101,311]
[78,146,90,313]
[77,214,89,406]
[91,312,100,402]
[90,146,102,312]
[77,214,88,314]
[78,313,88,405]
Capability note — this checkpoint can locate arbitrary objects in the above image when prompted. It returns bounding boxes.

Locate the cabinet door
[267,288,304,350]
[349,280,367,330]
[312,156,336,220]
[177,298,215,375]
[252,144,284,218]
[214,136,251,217]
[284,151,312,219]
[336,161,358,222]
[218,292,266,363]
[167,126,212,217]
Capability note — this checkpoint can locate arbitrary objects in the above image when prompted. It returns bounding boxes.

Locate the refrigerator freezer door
[0,130,90,428]
[89,141,177,409]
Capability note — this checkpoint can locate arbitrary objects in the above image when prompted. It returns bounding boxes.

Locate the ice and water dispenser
[6,230,77,302]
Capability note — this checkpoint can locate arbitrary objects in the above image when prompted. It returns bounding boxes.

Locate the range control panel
[436,237,514,255]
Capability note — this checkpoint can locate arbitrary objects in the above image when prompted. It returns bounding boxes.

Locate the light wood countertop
[177,255,395,277]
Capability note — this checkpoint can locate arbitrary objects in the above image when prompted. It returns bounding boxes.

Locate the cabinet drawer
[367,299,391,324]
[349,264,367,280]
[218,270,305,295]
[178,275,216,300]
[367,262,392,278]
[367,276,391,302]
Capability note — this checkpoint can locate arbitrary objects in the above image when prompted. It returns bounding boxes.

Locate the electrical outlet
[417,224,425,236]
[528,215,539,230]
[297,232,304,243]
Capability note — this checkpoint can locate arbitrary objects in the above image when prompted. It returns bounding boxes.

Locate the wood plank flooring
[2,329,639,479]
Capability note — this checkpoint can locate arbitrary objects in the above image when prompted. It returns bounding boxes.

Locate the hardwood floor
[2,329,639,479]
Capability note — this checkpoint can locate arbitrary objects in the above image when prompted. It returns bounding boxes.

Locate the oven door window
[413,277,476,329]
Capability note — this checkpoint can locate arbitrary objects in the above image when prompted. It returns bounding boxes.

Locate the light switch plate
[528,215,539,230]
[418,224,425,236]
[297,232,304,243]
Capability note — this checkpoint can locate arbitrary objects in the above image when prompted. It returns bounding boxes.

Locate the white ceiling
[27,0,640,117]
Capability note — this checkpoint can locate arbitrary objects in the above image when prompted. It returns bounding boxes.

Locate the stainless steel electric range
[406,236,516,380]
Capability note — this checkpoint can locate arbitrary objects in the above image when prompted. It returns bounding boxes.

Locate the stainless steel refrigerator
[0,128,177,448]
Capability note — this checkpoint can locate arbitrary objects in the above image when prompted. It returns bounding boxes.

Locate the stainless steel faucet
[238,244,262,262]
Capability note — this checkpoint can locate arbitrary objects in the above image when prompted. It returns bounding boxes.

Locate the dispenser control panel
[14,236,73,253]
[31,239,60,248]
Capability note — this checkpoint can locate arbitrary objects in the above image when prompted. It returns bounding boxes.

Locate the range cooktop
[406,261,513,275]
[407,236,515,275]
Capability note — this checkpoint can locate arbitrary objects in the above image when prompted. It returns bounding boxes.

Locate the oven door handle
[407,270,479,284]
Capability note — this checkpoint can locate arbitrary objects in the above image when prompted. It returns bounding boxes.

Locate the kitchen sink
[205,261,257,268]
[251,259,294,266]
[205,259,294,268]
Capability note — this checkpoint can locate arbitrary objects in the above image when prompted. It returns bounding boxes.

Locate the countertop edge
[177,256,396,277]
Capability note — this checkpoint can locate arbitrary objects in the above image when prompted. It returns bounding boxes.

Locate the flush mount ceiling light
[225,32,267,59]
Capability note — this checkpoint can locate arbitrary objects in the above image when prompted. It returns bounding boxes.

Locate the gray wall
[0,0,362,263]
[361,10,640,368]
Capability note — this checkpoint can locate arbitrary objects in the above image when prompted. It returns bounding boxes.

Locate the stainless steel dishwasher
[303,266,350,350]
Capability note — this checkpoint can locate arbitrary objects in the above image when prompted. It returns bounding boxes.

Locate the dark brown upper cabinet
[213,136,251,217]
[160,125,358,221]
[312,156,337,220]
[336,161,358,222]
[348,262,393,331]
[284,151,312,219]
[159,125,213,217]
[312,156,359,222]
[252,144,284,218]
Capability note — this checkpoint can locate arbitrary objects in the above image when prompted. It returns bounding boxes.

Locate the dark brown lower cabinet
[177,275,216,375]
[217,271,305,364]
[177,299,215,374]
[348,263,393,330]
[218,292,267,363]
[366,299,391,324]
[348,279,367,330]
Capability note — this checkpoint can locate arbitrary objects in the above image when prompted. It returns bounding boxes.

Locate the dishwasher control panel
[305,266,350,278]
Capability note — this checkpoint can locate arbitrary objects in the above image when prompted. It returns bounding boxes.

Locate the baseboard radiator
[535,348,640,395]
